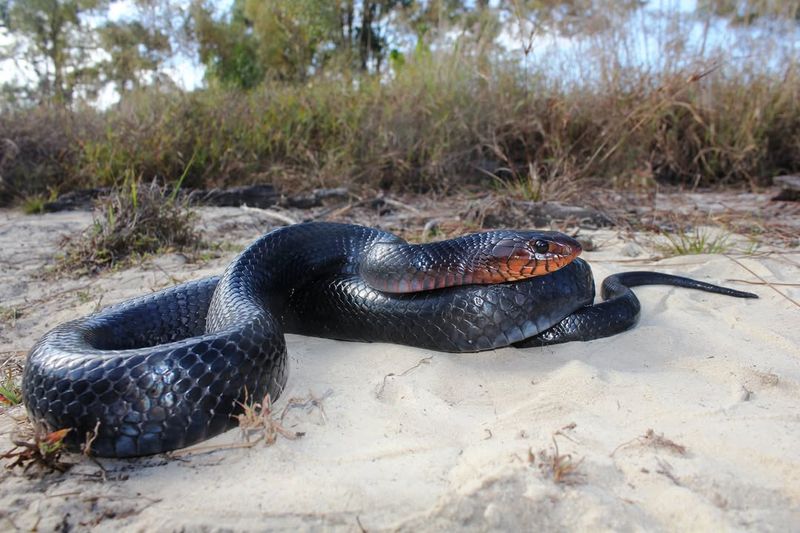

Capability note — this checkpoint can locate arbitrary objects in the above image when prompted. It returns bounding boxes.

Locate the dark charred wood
[481,200,613,229]
[187,184,279,208]
[281,187,350,208]
[772,175,800,202]
[43,188,109,212]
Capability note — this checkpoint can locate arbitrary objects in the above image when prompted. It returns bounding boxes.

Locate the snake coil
[22,222,756,457]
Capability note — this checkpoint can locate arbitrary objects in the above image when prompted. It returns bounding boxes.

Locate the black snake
[22,222,756,457]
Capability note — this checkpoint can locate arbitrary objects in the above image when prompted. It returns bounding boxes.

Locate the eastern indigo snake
[22,222,756,457]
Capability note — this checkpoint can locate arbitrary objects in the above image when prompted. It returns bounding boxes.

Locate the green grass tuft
[660,227,731,256]
[0,306,23,325]
[21,195,47,214]
[58,179,201,274]
[0,369,22,407]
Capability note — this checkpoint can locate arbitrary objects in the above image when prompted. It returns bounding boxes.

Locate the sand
[0,203,798,532]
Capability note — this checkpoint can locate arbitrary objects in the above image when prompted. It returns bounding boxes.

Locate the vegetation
[58,179,200,273]
[1,427,72,473]
[659,227,731,256]
[0,1,798,205]
[0,305,23,325]
[0,368,22,407]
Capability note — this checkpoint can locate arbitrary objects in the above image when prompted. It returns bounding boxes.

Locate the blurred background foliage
[0,0,798,204]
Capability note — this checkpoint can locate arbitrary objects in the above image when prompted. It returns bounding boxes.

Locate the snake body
[22,222,756,457]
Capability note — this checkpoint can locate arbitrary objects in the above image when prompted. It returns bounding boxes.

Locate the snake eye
[533,240,550,254]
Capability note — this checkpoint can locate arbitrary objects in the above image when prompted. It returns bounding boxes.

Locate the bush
[2,21,798,201]
[58,179,200,274]
[0,106,101,205]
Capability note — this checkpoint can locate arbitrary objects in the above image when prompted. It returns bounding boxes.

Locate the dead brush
[58,178,200,274]
[611,428,688,457]
[236,393,305,445]
[1,427,72,473]
[529,436,584,485]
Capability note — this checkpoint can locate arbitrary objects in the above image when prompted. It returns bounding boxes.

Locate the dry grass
[4,67,798,200]
[1,427,72,473]
[169,391,318,458]
[529,436,584,485]
[236,393,305,446]
[57,180,201,274]
[611,428,688,457]
[0,106,99,205]
[1,6,797,202]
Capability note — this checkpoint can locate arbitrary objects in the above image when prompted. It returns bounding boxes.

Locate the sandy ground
[0,198,798,532]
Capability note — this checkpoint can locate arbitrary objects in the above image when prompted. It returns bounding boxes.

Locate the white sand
[1,206,798,531]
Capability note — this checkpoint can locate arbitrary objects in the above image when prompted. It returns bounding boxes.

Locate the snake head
[484,231,582,281]
[360,229,583,293]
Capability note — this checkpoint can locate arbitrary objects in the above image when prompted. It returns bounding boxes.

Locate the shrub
[58,179,200,274]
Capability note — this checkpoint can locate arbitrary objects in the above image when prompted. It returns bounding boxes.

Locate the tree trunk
[359,0,373,71]
[48,8,68,104]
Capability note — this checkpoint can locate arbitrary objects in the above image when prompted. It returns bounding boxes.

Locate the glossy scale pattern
[22,222,757,457]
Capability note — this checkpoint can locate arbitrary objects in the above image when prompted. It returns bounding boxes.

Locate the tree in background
[190,0,428,88]
[1,0,188,106]
[98,0,179,95]
[190,0,344,87]
[99,20,170,94]
[0,0,109,105]
[190,0,264,88]
[2,0,798,106]
[243,0,340,80]
[697,0,800,24]
[0,0,493,100]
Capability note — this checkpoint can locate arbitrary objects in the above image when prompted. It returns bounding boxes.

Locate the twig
[241,205,299,226]
[93,294,104,313]
[280,390,332,424]
[530,435,584,485]
[0,352,26,369]
[723,254,800,309]
[83,421,101,456]
[237,393,304,445]
[46,491,83,499]
[376,356,433,398]
[6,283,94,314]
[725,279,800,287]
[379,197,421,214]
[150,263,183,286]
[313,198,371,221]
[554,422,580,444]
[655,457,681,486]
[167,441,260,458]
[610,429,687,457]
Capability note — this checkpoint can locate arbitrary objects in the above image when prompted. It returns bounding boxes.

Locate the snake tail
[516,270,758,347]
